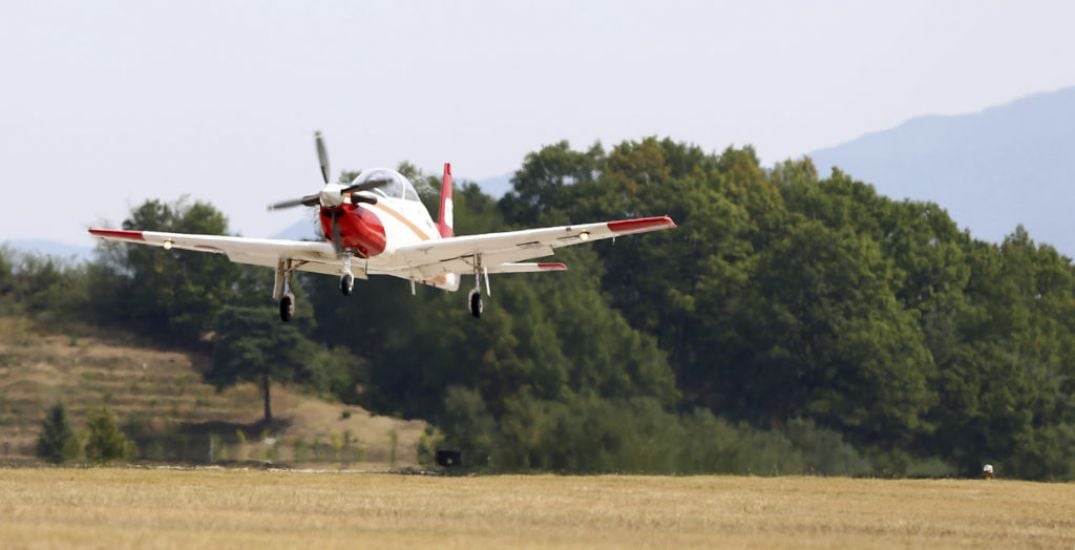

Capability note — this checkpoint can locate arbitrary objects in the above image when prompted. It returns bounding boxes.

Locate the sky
[2,1,1075,246]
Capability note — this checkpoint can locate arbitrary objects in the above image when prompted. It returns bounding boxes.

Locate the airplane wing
[88,214,675,282]
[376,215,676,279]
[87,228,349,277]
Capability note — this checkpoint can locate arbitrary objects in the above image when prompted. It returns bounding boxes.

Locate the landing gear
[274,259,298,323]
[469,289,483,318]
[340,254,355,296]
[279,293,295,322]
[468,254,490,318]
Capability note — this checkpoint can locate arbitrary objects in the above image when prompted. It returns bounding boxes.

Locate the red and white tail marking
[437,162,454,238]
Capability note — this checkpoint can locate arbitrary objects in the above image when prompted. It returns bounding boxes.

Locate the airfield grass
[1,469,1073,549]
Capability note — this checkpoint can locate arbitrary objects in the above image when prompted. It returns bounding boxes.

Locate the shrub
[35,402,78,464]
[84,406,134,464]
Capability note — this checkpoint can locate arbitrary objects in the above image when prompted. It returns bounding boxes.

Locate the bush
[84,406,134,464]
[35,402,79,464]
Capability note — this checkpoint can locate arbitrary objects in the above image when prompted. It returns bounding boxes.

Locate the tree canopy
[14,136,1075,479]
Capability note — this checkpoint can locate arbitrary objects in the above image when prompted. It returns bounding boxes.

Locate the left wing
[374,216,676,279]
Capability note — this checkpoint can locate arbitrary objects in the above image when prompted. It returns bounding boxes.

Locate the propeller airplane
[89,132,677,321]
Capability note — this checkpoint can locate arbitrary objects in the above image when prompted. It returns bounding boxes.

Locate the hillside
[0,316,426,467]
[810,86,1075,255]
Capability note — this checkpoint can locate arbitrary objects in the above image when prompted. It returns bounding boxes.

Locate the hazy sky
[3,1,1075,245]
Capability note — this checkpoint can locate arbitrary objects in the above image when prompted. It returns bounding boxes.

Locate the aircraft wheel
[341,273,354,296]
[469,289,483,318]
[279,294,295,322]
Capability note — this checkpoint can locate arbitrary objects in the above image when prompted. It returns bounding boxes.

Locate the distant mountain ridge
[810,86,1075,255]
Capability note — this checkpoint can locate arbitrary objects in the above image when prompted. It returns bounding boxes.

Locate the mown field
[1,469,1073,548]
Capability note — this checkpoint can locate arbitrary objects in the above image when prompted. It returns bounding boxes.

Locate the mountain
[810,87,1075,255]
[272,218,321,241]
[476,172,513,198]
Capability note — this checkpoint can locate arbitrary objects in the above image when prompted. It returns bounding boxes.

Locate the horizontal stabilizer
[485,262,567,274]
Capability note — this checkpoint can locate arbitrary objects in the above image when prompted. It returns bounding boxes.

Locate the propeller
[267,131,394,212]
[265,131,395,253]
[315,130,330,184]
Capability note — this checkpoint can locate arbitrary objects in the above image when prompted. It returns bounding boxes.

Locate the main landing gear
[274,259,297,322]
[468,254,490,318]
[279,293,295,322]
[469,289,483,318]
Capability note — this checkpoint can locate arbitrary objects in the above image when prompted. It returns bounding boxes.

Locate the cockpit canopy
[351,169,420,202]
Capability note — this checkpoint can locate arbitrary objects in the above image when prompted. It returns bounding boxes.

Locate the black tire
[469,290,483,318]
[341,273,354,296]
[279,295,294,322]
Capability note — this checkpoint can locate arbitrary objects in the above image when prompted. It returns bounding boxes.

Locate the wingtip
[607,216,678,234]
[88,228,145,241]
[538,262,568,271]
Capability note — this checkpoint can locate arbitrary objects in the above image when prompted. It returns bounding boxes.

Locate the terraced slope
[0,316,426,467]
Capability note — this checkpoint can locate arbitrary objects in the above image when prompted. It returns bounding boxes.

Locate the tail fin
[437,162,454,238]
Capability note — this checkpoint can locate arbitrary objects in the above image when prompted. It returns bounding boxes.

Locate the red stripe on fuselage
[606,216,676,234]
[88,228,144,241]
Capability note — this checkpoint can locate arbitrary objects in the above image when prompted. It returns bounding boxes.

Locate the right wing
[87,228,349,277]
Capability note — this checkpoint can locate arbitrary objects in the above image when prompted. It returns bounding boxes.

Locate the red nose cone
[320,204,386,257]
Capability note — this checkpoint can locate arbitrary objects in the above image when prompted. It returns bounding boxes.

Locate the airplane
[89,132,677,322]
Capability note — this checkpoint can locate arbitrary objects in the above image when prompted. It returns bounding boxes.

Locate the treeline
[3,137,1074,478]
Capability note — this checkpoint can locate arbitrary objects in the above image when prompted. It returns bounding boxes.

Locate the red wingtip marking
[538,262,568,271]
[606,216,677,234]
[89,228,145,241]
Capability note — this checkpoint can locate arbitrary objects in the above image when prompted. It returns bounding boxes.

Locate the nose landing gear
[340,254,355,296]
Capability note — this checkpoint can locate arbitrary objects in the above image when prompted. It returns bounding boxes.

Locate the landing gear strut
[340,254,355,296]
[274,259,297,322]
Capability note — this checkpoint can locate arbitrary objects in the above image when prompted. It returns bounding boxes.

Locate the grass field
[1,469,1073,548]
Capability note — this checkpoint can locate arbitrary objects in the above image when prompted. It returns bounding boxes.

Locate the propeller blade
[315,131,330,184]
[267,194,320,211]
[351,194,378,205]
[341,178,392,194]
[331,212,342,253]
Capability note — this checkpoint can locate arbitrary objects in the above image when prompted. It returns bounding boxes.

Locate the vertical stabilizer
[437,162,454,238]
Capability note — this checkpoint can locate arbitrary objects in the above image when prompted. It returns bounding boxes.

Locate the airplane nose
[319,189,343,207]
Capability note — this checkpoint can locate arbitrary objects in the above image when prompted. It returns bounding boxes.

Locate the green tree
[84,406,133,464]
[438,386,495,468]
[35,402,78,464]
[89,197,240,343]
[206,306,342,424]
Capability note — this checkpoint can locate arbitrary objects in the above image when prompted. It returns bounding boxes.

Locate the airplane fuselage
[317,169,443,258]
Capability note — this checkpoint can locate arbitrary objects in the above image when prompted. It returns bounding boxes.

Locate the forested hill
[4,138,1074,479]
[810,86,1075,255]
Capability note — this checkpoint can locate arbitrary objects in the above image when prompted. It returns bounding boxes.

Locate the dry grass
[0,316,426,466]
[0,470,1072,549]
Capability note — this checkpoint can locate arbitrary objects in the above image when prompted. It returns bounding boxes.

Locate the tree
[84,406,133,464]
[35,402,78,464]
[89,197,240,343]
[206,306,336,424]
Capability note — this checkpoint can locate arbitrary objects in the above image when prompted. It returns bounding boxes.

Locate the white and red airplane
[89,132,676,321]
